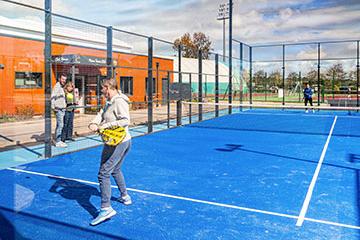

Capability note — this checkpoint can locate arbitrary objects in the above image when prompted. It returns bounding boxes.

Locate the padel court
[1,108,360,239]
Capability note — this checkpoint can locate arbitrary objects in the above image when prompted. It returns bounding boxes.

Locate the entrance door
[74,75,85,114]
[86,75,102,106]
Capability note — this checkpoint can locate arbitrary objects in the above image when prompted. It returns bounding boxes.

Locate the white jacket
[91,91,131,142]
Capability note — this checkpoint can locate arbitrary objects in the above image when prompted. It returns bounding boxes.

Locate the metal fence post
[177,45,182,126]
[189,73,192,124]
[240,42,243,105]
[265,72,268,101]
[106,26,113,78]
[148,37,153,132]
[357,40,359,108]
[215,54,219,117]
[249,46,253,104]
[317,43,321,106]
[299,71,302,102]
[156,62,159,107]
[198,50,203,121]
[44,0,52,158]
[167,71,170,128]
[282,44,285,105]
[228,0,233,114]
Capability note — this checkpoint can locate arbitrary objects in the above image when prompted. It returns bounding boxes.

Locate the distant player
[303,83,314,113]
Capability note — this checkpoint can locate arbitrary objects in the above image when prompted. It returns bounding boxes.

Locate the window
[120,76,133,95]
[15,72,42,89]
[145,77,156,95]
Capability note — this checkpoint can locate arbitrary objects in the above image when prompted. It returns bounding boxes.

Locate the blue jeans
[55,110,65,143]
[98,140,131,209]
[61,110,74,141]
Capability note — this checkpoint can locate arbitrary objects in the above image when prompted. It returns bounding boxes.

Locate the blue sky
[2,0,360,64]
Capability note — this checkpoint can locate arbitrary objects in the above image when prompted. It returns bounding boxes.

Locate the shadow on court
[216,144,360,173]
[48,177,118,218]
[0,210,30,240]
[0,205,129,240]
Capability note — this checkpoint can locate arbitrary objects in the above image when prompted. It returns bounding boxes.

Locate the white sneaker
[55,141,67,148]
[305,110,309,113]
[90,207,116,226]
[118,194,132,205]
[312,109,315,113]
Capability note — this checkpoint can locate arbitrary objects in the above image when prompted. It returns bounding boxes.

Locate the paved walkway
[0,104,179,149]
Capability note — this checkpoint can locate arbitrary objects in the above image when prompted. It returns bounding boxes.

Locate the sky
[5,0,360,48]
[1,0,360,73]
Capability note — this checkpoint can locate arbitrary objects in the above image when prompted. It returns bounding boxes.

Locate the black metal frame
[44,0,52,157]
[176,45,182,126]
[215,54,219,117]
[3,0,360,159]
[228,0,233,114]
[147,37,153,133]
[233,38,360,107]
[198,50,203,121]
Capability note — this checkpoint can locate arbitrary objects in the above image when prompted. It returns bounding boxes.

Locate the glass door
[74,75,85,114]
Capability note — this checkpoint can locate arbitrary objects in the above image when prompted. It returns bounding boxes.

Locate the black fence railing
[0,0,359,159]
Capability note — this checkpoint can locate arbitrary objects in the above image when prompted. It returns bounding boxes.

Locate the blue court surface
[1,109,360,239]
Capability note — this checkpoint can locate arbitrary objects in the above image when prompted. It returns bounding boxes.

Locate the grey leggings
[98,140,131,208]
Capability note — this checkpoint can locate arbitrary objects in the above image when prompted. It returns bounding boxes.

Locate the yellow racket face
[99,126,126,146]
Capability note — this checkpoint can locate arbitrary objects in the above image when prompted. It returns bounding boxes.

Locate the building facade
[0,26,173,115]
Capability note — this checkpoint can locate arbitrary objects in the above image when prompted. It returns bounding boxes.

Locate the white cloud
[296,48,327,60]
[0,0,72,16]
[1,0,359,57]
[236,4,360,45]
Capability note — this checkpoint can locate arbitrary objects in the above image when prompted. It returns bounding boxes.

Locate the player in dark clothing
[303,83,314,113]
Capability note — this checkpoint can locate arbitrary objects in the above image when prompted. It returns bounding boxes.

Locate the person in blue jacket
[303,83,314,113]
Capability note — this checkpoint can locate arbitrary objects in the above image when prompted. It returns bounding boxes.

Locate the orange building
[0,34,173,115]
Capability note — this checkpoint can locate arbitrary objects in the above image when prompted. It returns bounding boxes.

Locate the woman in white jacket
[88,78,132,226]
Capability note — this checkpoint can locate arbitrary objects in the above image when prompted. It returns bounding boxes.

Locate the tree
[253,70,266,90]
[348,70,357,82]
[302,70,324,86]
[268,71,282,87]
[325,63,346,89]
[286,72,299,90]
[173,32,212,59]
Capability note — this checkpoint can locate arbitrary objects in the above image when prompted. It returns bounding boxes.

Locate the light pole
[217,2,229,62]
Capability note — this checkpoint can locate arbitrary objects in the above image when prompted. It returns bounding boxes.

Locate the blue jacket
[304,87,313,99]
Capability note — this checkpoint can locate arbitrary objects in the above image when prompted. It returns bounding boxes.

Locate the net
[180,101,360,138]
[182,101,360,117]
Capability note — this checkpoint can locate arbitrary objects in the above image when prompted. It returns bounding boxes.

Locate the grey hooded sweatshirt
[91,91,131,142]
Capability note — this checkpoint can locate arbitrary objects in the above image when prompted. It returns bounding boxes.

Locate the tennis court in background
[1,106,360,240]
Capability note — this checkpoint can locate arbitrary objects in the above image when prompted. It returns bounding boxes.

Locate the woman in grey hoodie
[88,78,132,226]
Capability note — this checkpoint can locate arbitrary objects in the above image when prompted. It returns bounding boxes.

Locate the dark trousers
[304,97,313,111]
[61,110,74,141]
[304,97,313,106]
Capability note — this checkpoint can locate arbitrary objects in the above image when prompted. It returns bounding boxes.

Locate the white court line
[238,111,360,119]
[7,168,294,219]
[296,116,338,227]
[238,111,338,118]
[6,166,360,230]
